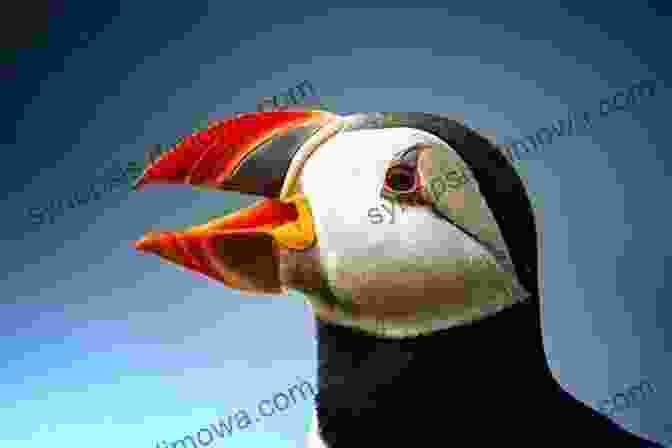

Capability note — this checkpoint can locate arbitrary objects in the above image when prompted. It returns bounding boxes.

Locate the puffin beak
[131,111,341,294]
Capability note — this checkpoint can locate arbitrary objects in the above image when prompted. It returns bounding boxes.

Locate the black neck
[313,298,657,446]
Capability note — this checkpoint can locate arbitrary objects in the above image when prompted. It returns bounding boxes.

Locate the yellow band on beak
[270,193,316,250]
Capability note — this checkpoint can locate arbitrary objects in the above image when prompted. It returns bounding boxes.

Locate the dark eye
[384,163,416,192]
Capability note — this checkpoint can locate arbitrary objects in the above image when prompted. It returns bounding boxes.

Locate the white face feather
[298,127,530,338]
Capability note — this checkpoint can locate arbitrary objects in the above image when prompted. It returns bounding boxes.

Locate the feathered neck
[311,297,638,446]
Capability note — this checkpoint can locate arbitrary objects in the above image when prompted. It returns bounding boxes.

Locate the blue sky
[2,3,671,447]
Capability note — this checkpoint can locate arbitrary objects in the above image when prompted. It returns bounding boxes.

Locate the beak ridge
[133,111,337,197]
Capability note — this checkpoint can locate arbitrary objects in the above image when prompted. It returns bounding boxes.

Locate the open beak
[132,111,342,294]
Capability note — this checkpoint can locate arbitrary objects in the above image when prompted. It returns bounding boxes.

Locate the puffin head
[132,111,538,339]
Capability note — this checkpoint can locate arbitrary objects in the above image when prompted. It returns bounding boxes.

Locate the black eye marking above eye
[393,145,420,163]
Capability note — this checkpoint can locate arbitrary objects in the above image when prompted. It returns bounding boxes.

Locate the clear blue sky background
[1,3,671,447]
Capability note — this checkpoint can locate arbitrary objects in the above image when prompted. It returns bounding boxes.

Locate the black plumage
[312,113,663,447]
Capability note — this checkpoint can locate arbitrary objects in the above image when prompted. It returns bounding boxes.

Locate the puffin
[131,110,664,447]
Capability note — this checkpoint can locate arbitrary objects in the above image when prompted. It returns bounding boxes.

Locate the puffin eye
[384,163,417,192]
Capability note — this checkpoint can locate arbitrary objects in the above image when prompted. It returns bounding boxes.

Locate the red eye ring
[383,162,418,193]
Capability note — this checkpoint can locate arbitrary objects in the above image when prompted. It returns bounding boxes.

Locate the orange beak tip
[134,236,158,253]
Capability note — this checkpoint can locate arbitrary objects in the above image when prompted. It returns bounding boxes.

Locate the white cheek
[299,128,530,336]
[301,129,489,267]
[301,130,388,252]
